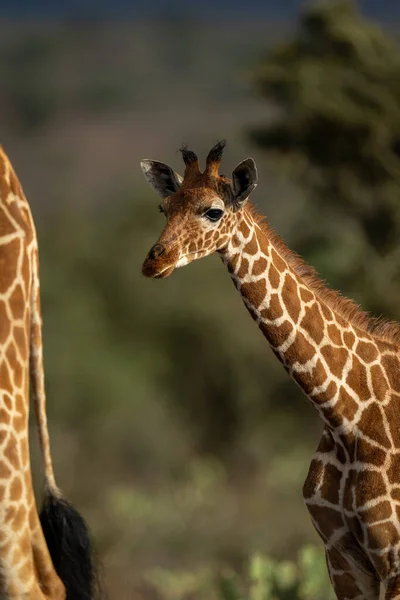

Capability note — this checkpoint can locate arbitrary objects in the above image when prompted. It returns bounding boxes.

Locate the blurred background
[2,0,400,597]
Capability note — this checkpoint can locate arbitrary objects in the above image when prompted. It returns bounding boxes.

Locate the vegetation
[1,2,399,597]
[251,0,400,318]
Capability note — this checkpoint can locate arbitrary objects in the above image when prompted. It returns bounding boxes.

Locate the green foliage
[144,546,334,600]
[251,0,400,319]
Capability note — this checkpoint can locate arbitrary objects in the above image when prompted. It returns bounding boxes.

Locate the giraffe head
[141,141,258,278]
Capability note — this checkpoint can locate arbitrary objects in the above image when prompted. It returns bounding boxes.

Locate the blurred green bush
[144,546,335,600]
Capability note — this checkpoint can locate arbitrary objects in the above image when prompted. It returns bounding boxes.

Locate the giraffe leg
[0,435,64,599]
[326,547,380,600]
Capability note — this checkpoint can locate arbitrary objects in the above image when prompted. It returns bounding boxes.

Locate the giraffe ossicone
[0,146,97,599]
[141,141,400,600]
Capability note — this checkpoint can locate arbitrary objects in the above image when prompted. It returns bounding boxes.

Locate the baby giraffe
[141,141,400,600]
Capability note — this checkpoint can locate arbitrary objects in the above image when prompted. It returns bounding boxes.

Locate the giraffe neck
[220,203,392,434]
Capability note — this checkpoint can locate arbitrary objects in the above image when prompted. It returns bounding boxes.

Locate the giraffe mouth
[142,258,176,279]
[142,250,208,279]
[153,265,175,279]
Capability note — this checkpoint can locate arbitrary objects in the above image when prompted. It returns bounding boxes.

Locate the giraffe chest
[304,431,400,582]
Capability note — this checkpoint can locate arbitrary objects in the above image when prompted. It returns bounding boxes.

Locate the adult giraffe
[141,141,400,600]
[0,145,97,599]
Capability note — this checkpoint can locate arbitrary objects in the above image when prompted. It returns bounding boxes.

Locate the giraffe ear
[141,160,183,199]
[231,158,258,207]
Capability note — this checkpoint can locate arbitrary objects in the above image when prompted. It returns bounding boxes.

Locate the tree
[250,0,400,319]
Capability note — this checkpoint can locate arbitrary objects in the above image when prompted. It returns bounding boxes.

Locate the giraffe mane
[248,203,400,347]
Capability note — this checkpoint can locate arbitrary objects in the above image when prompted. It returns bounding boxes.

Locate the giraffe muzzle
[142,243,178,278]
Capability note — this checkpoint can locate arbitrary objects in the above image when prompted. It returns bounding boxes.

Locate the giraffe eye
[204,208,224,222]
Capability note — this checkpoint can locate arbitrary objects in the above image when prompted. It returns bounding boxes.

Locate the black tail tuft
[40,490,103,600]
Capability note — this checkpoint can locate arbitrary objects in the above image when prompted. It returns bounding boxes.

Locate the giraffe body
[141,142,400,599]
[0,146,97,599]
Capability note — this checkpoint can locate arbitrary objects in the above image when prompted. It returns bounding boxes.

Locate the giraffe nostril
[148,243,165,260]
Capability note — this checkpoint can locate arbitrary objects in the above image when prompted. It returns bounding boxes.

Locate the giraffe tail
[30,251,103,599]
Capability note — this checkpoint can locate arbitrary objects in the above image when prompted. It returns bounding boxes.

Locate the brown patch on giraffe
[331,573,361,598]
[240,280,267,310]
[252,256,268,277]
[307,504,344,539]
[0,459,11,480]
[385,395,400,448]
[0,484,6,503]
[3,393,12,411]
[327,546,350,570]
[237,257,249,279]
[320,303,333,321]
[9,283,26,322]
[302,459,323,499]
[335,387,359,422]
[382,354,400,393]
[367,521,398,550]
[0,430,8,447]
[318,429,335,453]
[312,379,337,404]
[293,359,328,396]
[356,340,378,363]
[231,234,241,248]
[299,287,313,303]
[343,469,356,511]
[4,435,20,470]
[245,234,258,256]
[376,339,397,353]
[358,404,391,448]
[370,364,389,402]
[356,438,386,467]
[261,319,293,349]
[0,206,18,237]
[281,273,301,322]
[270,248,286,273]
[13,413,25,432]
[343,331,356,349]
[387,453,400,485]
[0,300,10,345]
[0,237,21,295]
[284,331,315,365]
[362,502,392,526]
[0,408,11,426]
[336,315,348,328]
[15,393,26,416]
[260,294,283,320]
[355,469,387,507]
[8,167,23,199]
[320,463,342,504]
[327,323,342,346]
[0,361,12,394]
[13,326,27,360]
[9,476,23,502]
[391,488,400,502]
[240,220,250,238]
[346,355,370,401]
[300,303,324,344]
[321,346,349,378]
[268,263,280,289]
